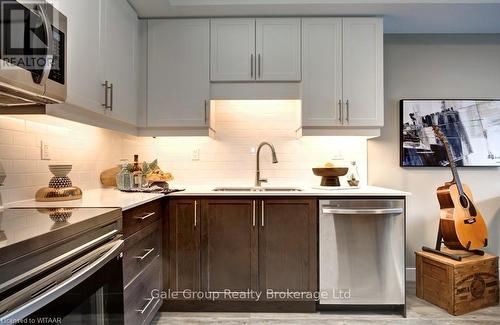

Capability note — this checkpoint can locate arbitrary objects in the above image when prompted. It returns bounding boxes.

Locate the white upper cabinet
[148,19,210,128]
[55,0,104,115]
[256,18,301,81]
[102,0,140,125]
[301,18,343,126]
[50,0,139,128]
[210,19,255,81]
[301,17,383,130]
[210,18,301,82]
[342,18,384,127]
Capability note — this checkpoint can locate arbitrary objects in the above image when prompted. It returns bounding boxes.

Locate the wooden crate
[416,250,499,315]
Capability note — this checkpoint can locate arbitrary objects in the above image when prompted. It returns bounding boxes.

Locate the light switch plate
[41,141,50,160]
[192,149,200,161]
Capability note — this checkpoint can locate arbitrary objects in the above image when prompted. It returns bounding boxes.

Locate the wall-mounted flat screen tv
[400,99,500,167]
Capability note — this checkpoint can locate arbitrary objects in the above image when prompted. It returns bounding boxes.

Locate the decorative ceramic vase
[36,165,83,202]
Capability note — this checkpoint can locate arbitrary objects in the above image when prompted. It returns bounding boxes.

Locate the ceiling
[128,0,500,33]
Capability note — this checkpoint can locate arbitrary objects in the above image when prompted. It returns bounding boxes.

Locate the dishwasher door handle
[321,208,404,215]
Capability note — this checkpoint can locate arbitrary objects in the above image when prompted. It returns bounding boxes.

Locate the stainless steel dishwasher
[319,199,405,312]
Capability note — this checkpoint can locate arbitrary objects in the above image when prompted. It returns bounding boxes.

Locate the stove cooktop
[0,207,121,263]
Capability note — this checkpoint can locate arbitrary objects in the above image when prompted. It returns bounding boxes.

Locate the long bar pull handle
[345,99,349,123]
[134,212,156,221]
[204,100,208,124]
[109,83,114,111]
[194,200,198,227]
[102,81,109,109]
[261,200,265,227]
[134,248,155,260]
[252,200,256,227]
[338,99,342,123]
[251,54,254,78]
[135,297,157,314]
[258,54,261,79]
[321,208,404,215]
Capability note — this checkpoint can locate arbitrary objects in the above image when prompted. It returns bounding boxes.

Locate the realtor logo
[0,0,54,80]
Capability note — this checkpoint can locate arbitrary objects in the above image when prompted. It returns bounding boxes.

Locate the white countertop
[168,185,410,197]
[7,189,164,211]
[6,186,409,210]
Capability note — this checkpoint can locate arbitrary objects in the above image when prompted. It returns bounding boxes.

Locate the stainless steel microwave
[0,0,67,107]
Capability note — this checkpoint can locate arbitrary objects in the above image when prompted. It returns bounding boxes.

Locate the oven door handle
[0,239,124,323]
[36,4,54,86]
[321,208,404,215]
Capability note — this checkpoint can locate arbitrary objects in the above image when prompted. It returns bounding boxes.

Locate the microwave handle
[36,4,54,86]
[0,239,124,323]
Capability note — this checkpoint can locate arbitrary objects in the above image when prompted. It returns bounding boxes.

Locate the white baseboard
[406,268,416,282]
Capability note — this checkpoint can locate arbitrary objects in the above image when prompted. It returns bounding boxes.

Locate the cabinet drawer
[123,200,162,238]
[124,256,162,325]
[123,220,161,287]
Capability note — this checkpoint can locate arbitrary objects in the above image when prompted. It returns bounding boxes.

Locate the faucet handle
[260,178,268,184]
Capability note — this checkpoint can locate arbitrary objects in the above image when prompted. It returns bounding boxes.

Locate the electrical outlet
[192,149,200,161]
[41,141,50,160]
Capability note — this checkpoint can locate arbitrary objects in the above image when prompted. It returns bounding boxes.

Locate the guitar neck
[442,139,465,195]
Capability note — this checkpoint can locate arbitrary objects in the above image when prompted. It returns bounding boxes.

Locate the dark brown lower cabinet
[165,197,317,310]
[167,199,201,293]
[259,199,317,300]
[201,199,258,296]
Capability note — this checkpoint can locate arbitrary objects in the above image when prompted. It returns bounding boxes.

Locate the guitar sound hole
[459,195,470,209]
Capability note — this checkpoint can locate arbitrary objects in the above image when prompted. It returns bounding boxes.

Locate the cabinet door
[256,18,301,81]
[55,0,105,114]
[342,18,384,127]
[168,199,201,293]
[102,0,139,125]
[259,199,317,299]
[301,18,343,126]
[210,19,255,81]
[201,199,258,295]
[148,19,210,127]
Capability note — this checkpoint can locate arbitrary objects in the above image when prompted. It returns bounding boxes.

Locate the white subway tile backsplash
[0,100,368,204]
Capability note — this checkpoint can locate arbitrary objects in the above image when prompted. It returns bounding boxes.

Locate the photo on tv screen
[400,100,500,167]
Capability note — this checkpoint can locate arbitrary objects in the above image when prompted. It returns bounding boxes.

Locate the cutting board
[100,166,120,187]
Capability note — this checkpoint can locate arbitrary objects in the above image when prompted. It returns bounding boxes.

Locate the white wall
[369,34,500,268]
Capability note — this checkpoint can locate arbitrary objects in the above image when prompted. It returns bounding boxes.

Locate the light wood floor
[152,283,500,324]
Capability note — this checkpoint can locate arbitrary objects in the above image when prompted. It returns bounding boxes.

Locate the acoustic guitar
[432,125,488,251]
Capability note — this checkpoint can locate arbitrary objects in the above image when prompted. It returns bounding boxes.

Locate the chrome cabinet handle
[204,100,208,124]
[251,54,254,78]
[338,100,342,123]
[345,99,349,123]
[134,212,155,221]
[134,248,155,260]
[109,83,114,111]
[321,208,404,215]
[258,54,261,78]
[261,200,265,227]
[194,201,198,227]
[252,200,256,227]
[102,81,109,109]
[135,297,157,314]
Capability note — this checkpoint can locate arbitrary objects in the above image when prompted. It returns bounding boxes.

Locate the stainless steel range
[0,207,124,324]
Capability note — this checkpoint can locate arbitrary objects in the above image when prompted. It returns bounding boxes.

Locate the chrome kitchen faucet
[255,142,278,187]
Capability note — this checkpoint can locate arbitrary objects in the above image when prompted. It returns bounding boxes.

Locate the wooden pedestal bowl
[312,167,349,187]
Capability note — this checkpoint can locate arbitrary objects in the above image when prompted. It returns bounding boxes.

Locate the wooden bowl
[312,167,349,187]
[312,167,349,177]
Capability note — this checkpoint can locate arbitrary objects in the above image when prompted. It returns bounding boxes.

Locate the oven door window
[23,254,123,324]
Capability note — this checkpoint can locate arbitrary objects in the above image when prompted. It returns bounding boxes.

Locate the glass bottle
[116,160,131,191]
[132,155,142,189]
[347,161,360,187]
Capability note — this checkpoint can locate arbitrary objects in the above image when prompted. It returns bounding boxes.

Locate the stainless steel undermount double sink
[212,187,303,192]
